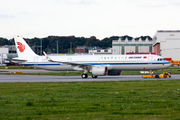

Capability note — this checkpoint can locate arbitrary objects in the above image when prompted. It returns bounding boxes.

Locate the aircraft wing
[43,52,90,67]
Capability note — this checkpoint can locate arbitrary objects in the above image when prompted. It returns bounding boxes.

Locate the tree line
[0,35,152,54]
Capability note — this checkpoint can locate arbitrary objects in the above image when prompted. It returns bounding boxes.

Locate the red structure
[75,48,85,53]
[126,53,156,55]
[153,43,160,55]
[75,47,88,53]
[164,58,172,61]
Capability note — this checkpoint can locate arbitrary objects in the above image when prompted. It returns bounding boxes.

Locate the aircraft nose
[166,61,171,68]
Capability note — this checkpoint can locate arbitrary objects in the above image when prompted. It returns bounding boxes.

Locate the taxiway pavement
[0,74,180,83]
[0,69,179,82]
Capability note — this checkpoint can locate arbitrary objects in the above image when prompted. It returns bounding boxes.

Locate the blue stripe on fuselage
[22,61,170,66]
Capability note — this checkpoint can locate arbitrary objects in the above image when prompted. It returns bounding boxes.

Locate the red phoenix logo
[17,42,25,52]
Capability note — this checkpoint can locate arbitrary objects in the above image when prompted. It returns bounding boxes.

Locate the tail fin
[14,35,38,58]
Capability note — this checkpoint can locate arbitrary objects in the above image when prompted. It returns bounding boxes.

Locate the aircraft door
[67,58,72,62]
[148,56,153,64]
[34,57,38,66]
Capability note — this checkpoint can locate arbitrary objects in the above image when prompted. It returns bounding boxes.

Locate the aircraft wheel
[92,75,98,78]
[155,75,159,78]
[81,74,88,79]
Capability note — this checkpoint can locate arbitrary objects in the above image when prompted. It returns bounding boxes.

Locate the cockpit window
[157,58,166,61]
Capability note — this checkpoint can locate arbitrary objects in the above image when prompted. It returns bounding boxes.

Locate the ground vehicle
[142,72,171,78]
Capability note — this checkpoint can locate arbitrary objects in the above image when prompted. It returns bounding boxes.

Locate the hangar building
[112,36,153,54]
[153,30,180,60]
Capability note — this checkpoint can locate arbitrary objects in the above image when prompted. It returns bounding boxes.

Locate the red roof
[126,53,156,55]
[165,58,172,61]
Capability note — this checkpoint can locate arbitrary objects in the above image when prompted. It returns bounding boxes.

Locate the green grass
[0,80,180,119]
[0,66,35,69]
[0,71,8,72]
[167,67,180,69]
[123,69,180,75]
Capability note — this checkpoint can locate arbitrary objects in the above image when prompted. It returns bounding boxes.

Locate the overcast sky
[0,0,180,39]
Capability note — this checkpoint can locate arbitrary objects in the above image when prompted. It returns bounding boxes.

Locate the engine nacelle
[0,53,9,64]
[91,66,107,76]
[107,70,122,75]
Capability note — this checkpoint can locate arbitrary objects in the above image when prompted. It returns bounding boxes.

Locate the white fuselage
[13,35,171,78]
[15,54,171,71]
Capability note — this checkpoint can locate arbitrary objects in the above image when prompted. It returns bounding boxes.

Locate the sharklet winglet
[43,51,53,62]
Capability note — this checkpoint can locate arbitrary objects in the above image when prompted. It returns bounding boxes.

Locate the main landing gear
[81,74,98,79]
[81,67,98,79]
[92,75,97,78]
[81,74,88,79]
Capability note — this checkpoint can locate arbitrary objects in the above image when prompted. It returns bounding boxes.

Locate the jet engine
[91,66,107,76]
[107,70,122,75]
[0,54,9,64]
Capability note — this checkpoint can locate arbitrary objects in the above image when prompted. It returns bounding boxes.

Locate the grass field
[1,80,180,119]
[0,66,34,69]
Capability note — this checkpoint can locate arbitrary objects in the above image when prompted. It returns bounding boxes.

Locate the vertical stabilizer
[14,35,38,58]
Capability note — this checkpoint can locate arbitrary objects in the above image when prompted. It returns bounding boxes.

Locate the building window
[104,50,108,52]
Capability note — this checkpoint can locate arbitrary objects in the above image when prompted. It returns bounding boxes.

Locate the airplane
[12,35,171,78]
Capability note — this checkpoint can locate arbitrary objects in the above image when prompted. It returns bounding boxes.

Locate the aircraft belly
[113,64,160,70]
